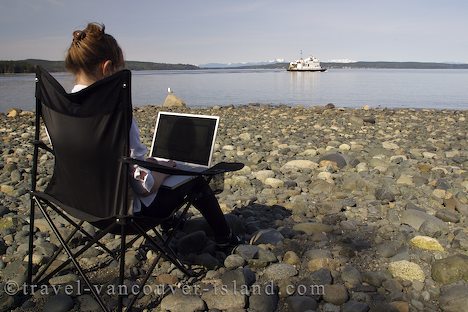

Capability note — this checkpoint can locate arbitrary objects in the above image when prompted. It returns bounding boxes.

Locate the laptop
[150,112,220,189]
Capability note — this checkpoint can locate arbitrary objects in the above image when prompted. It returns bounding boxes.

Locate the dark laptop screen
[151,113,218,166]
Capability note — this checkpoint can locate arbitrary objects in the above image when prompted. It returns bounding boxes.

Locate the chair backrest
[35,66,132,221]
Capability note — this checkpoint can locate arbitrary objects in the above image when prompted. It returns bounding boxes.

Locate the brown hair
[65,23,124,79]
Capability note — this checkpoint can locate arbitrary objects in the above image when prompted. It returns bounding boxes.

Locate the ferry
[287,55,326,72]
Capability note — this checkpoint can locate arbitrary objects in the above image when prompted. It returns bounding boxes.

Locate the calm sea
[1,68,467,112]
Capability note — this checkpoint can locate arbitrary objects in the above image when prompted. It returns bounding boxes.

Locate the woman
[65,22,239,247]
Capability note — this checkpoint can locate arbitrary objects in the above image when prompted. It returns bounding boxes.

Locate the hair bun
[73,30,86,44]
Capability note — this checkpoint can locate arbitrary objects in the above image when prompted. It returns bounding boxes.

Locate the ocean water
[1,68,467,112]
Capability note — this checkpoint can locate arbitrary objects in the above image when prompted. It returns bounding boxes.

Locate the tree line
[0,59,199,73]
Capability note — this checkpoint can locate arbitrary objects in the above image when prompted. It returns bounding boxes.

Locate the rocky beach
[0,104,467,312]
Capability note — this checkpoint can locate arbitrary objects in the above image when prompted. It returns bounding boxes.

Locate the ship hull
[287,68,327,72]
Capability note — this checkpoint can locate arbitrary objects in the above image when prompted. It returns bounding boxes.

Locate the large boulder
[163,93,186,107]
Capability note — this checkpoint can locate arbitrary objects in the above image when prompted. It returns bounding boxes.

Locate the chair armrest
[121,157,202,176]
[121,157,244,176]
[33,140,55,155]
[200,162,244,175]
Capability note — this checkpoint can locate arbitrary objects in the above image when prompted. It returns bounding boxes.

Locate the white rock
[239,133,251,141]
[382,141,400,150]
[388,260,425,282]
[339,144,351,151]
[390,155,408,162]
[281,160,318,171]
[410,235,444,251]
[7,109,19,118]
[397,174,414,186]
[317,172,334,184]
[300,149,318,156]
[422,152,437,159]
[432,189,452,199]
[356,163,368,173]
[445,150,460,158]
[264,177,284,188]
[230,176,250,187]
[222,145,235,151]
[253,170,275,182]
[237,166,252,175]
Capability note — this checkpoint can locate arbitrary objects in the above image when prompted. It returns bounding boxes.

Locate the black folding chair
[27,66,243,311]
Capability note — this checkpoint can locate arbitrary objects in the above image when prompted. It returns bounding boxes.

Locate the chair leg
[117,223,126,312]
[126,247,164,310]
[36,199,110,312]
[34,221,83,283]
[46,201,116,257]
[133,222,195,278]
[33,216,116,286]
[27,195,36,286]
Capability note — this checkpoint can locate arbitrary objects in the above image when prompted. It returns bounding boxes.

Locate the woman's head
[65,23,124,82]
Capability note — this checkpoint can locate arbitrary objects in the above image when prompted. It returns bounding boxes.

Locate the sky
[1,0,467,65]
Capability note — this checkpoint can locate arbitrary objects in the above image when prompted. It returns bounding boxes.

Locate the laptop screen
[151,113,219,166]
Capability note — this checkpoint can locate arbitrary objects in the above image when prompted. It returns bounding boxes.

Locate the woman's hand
[145,158,176,192]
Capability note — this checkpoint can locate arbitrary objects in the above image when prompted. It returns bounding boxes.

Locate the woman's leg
[189,177,231,238]
[141,177,230,238]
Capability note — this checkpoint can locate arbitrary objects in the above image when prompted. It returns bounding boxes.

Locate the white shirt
[71,84,157,213]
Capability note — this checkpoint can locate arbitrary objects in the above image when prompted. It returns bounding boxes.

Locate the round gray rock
[43,294,74,312]
[263,263,298,282]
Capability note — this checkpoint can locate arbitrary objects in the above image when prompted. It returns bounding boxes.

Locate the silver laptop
[150,112,219,189]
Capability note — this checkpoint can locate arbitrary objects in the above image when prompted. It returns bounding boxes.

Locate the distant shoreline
[2,59,468,73]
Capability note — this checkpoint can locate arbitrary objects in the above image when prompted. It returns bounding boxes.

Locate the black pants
[141,176,230,238]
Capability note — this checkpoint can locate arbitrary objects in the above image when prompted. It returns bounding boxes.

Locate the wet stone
[431,254,468,284]
[435,209,460,223]
[286,296,318,312]
[43,294,74,312]
[342,300,370,312]
[323,284,349,305]
[224,254,246,269]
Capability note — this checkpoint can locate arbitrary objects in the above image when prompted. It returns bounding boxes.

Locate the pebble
[435,209,460,223]
[382,141,400,150]
[283,250,301,265]
[431,254,468,284]
[224,254,246,269]
[160,291,206,312]
[281,159,318,171]
[400,209,448,233]
[342,300,370,312]
[410,235,444,251]
[234,244,259,260]
[263,263,298,281]
[323,284,349,305]
[318,153,348,169]
[264,177,284,188]
[439,284,468,312]
[388,260,425,282]
[76,295,101,312]
[286,296,318,312]
[201,288,246,310]
[43,294,74,312]
[292,222,333,235]
[250,228,284,245]
[341,265,363,288]
[248,283,279,312]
